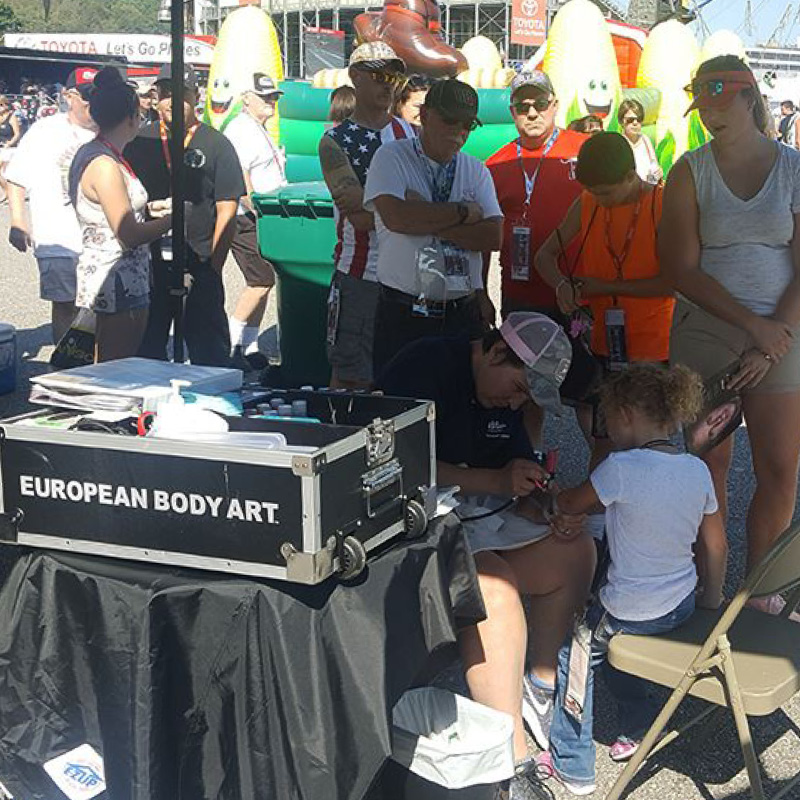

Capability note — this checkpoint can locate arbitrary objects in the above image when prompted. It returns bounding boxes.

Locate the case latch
[0,509,22,543]
[366,418,395,467]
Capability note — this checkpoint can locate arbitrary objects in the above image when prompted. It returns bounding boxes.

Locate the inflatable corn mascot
[543,0,622,129]
[204,5,284,142]
[637,19,706,173]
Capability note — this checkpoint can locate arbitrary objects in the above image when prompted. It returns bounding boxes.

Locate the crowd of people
[2,45,800,799]
[318,45,800,798]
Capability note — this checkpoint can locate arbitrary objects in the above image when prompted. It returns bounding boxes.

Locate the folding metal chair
[605,520,800,800]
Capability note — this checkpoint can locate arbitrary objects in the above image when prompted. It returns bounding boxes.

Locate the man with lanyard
[6,67,98,344]
[365,78,503,376]
[125,64,245,367]
[224,72,287,371]
[485,70,588,447]
[318,42,413,389]
[377,313,595,796]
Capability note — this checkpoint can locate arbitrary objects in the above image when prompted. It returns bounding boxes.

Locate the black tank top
[0,115,13,144]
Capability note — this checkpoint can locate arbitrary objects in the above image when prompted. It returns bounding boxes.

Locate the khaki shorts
[670,299,800,394]
[326,271,379,385]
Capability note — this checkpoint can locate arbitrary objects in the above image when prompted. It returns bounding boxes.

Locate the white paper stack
[30,358,243,413]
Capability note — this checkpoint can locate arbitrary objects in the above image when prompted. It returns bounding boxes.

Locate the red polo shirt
[486,128,586,311]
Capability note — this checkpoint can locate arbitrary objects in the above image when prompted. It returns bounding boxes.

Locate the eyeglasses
[438,114,479,132]
[512,98,552,115]
[622,116,642,124]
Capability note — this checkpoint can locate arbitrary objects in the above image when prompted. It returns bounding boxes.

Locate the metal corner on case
[280,536,336,584]
[291,453,327,477]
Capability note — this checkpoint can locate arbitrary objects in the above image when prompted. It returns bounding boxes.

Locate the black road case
[0,391,436,584]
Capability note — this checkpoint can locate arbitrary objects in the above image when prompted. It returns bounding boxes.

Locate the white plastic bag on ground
[390,687,515,789]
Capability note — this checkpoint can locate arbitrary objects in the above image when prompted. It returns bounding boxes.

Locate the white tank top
[683,141,800,316]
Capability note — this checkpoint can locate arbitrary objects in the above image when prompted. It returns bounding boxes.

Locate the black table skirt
[0,514,484,800]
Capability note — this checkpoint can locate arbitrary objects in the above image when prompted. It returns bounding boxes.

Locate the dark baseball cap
[424,79,482,126]
[155,63,198,92]
[65,67,99,98]
[252,72,284,98]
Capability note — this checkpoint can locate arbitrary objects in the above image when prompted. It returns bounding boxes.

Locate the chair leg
[721,642,766,800]
[604,681,687,800]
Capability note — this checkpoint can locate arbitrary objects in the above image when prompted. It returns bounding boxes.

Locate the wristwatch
[456,202,469,224]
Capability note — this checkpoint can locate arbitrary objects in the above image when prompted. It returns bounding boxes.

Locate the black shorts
[373,287,487,378]
[230,213,275,288]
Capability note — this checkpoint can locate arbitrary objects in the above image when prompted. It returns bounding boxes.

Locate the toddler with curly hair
[536,364,728,795]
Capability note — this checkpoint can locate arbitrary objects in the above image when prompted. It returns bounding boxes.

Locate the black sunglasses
[439,114,479,132]
[513,97,552,115]
[622,115,642,124]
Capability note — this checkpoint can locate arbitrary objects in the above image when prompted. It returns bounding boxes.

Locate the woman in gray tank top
[661,55,800,617]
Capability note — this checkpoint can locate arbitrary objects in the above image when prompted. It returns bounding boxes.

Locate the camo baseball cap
[349,41,406,74]
[499,312,572,415]
[510,69,555,99]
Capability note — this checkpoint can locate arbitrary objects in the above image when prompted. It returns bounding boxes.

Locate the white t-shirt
[630,135,660,184]
[363,138,503,299]
[224,111,286,215]
[5,113,95,259]
[591,449,718,621]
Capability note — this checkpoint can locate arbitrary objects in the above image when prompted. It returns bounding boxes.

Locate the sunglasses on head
[512,97,552,115]
[685,76,754,100]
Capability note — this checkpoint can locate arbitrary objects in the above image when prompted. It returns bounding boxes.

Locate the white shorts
[458,495,551,554]
[36,256,77,303]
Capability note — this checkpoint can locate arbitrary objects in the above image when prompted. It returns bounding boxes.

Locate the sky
[693,0,799,48]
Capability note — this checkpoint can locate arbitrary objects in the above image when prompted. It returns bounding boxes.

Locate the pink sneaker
[535,751,596,796]
[609,736,640,762]
[747,594,800,622]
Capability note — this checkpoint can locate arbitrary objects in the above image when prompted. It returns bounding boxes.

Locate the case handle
[362,459,403,519]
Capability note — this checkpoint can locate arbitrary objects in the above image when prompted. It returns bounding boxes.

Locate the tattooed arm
[319,135,374,231]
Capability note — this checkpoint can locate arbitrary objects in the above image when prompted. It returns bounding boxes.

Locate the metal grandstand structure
[252,0,630,77]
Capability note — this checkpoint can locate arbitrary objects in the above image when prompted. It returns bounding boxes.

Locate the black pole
[170,0,187,363]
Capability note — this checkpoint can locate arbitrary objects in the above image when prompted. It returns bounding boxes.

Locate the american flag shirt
[326,116,415,281]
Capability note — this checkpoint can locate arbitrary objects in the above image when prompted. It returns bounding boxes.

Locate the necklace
[639,438,676,451]
[159,121,199,170]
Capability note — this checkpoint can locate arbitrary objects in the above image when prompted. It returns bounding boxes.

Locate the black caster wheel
[338,535,367,580]
[403,498,428,539]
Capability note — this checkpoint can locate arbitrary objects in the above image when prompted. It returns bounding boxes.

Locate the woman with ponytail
[69,67,172,361]
[661,55,800,605]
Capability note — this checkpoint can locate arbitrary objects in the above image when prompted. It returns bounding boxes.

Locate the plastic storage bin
[253,182,336,388]
[0,324,17,396]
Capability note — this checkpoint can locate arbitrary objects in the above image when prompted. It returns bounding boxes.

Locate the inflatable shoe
[354,0,468,79]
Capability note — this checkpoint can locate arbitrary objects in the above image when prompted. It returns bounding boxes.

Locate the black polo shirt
[125,120,245,264]
[377,337,534,469]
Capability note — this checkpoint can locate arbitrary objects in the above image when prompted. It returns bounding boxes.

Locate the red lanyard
[604,191,643,283]
[97,136,137,178]
[160,122,199,170]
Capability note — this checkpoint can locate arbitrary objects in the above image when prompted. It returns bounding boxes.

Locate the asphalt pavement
[0,204,798,799]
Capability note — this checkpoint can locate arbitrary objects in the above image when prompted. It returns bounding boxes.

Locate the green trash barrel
[253,182,336,387]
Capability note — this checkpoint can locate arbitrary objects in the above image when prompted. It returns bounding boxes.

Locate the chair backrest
[746,520,800,599]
